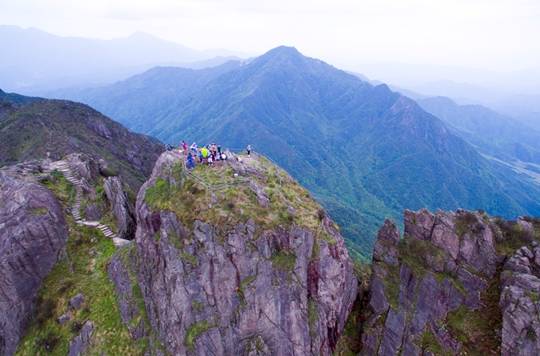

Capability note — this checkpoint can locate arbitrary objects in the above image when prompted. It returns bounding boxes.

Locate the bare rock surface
[68,320,94,356]
[0,170,68,356]
[108,246,149,341]
[104,176,136,240]
[133,151,358,355]
[361,209,501,355]
[500,244,540,355]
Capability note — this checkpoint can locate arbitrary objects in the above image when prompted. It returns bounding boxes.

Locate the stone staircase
[48,160,131,248]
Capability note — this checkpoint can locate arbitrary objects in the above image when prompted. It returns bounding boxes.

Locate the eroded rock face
[500,243,540,356]
[361,209,500,355]
[108,247,148,341]
[134,152,357,355]
[0,171,68,356]
[104,176,136,240]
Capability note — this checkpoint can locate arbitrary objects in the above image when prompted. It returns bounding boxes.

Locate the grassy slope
[15,172,145,355]
[144,154,337,241]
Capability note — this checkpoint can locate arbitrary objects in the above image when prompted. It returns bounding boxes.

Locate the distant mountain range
[0,89,164,190]
[0,25,244,94]
[418,96,540,164]
[59,46,540,258]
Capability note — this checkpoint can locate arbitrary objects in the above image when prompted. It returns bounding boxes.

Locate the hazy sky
[1,0,539,72]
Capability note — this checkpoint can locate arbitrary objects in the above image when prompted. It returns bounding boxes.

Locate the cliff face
[0,167,68,355]
[134,151,358,355]
[360,209,540,355]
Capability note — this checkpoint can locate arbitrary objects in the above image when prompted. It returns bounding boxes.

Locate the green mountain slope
[418,96,540,165]
[0,90,164,190]
[61,47,540,258]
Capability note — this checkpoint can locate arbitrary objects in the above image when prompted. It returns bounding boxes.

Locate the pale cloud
[0,0,538,72]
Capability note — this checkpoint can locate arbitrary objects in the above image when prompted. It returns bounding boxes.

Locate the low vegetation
[16,168,146,355]
[144,154,330,238]
[446,275,502,355]
[184,320,215,352]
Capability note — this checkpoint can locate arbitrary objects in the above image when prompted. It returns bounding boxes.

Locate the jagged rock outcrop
[500,242,540,355]
[0,171,68,356]
[360,209,540,355]
[104,176,136,240]
[133,151,357,355]
[68,320,94,356]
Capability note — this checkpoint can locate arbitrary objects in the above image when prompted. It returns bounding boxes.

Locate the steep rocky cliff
[358,209,540,355]
[0,155,150,355]
[3,147,539,356]
[133,151,358,355]
[0,167,68,355]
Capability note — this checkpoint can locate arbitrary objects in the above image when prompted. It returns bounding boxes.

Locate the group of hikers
[173,141,252,169]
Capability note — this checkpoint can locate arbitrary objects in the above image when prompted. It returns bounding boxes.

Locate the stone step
[81,221,100,227]
[113,238,131,247]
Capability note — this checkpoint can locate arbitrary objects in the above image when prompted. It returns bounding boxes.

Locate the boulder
[68,320,94,356]
[69,293,85,310]
[0,171,68,356]
[103,176,136,240]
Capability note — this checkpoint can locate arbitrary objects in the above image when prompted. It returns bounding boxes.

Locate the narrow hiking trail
[47,160,131,248]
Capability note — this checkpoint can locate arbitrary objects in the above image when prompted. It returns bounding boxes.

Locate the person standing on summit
[247,144,252,156]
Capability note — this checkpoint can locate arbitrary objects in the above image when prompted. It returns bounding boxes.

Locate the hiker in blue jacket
[186,152,195,169]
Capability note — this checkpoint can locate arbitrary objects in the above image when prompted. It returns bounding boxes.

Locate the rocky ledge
[132,151,358,355]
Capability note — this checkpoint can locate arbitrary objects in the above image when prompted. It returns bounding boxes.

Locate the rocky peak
[360,209,540,355]
[132,150,358,355]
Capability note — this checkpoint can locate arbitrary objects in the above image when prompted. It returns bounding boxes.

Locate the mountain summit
[61,46,540,258]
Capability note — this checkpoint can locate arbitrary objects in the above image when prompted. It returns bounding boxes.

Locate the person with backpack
[246,144,252,156]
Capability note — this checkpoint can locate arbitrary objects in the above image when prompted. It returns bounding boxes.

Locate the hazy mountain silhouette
[0,25,244,94]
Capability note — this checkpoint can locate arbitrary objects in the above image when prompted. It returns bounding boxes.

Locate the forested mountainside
[419,96,540,167]
[0,90,164,190]
[62,46,540,258]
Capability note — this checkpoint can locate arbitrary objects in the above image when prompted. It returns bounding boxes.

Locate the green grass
[144,158,327,239]
[270,251,296,272]
[191,300,204,313]
[30,207,48,216]
[42,170,76,205]
[237,275,257,305]
[382,264,401,309]
[494,218,537,256]
[399,238,447,276]
[418,329,452,356]
[180,251,198,266]
[528,291,540,303]
[333,296,363,356]
[455,212,479,237]
[184,320,215,352]
[16,167,152,355]
[16,222,143,355]
[446,275,502,355]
